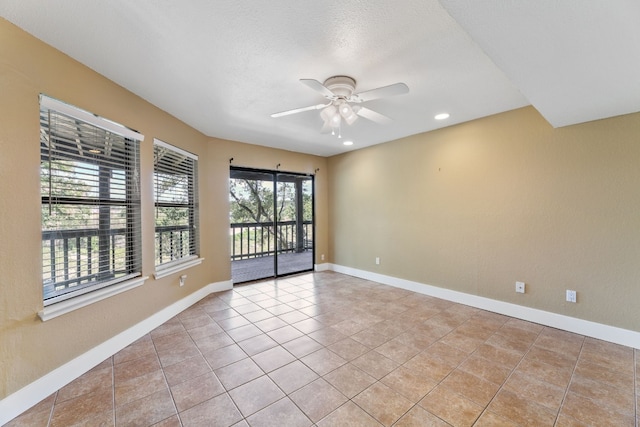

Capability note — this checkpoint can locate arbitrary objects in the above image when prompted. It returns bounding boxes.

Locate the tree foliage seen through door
[229,178,311,257]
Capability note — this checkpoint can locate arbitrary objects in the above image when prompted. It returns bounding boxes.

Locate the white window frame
[39,95,147,319]
[153,138,202,279]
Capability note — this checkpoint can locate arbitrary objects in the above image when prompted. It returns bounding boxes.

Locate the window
[153,139,199,273]
[40,95,143,306]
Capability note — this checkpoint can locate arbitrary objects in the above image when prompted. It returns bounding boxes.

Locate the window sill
[38,276,149,321]
[154,257,204,280]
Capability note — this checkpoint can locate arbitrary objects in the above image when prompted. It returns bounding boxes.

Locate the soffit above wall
[439,0,640,128]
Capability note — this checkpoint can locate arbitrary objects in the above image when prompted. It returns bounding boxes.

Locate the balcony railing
[155,225,193,265]
[42,225,190,299]
[42,227,128,298]
[43,221,310,297]
[230,220,312,261]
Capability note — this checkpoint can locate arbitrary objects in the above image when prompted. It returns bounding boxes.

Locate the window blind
[40,95,143,305]
[153,139,199,268]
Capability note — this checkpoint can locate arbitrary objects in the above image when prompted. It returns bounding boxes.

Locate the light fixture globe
[338,101,358,125]
[320,105,337,122]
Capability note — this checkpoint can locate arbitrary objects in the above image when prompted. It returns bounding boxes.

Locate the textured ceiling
[439,0,640,128]
[1,1,638,157]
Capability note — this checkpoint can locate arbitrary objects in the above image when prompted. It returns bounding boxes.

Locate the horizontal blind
[154,139,199,267]
[40,95,142,304]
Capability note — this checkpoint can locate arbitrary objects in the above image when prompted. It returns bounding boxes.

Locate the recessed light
[434,113,450,120]
[343,140,354,146]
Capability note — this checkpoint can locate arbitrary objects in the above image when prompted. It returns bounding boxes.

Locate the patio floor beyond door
[231,252,313,284]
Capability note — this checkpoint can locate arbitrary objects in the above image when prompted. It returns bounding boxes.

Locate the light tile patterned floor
[6,271,639,426]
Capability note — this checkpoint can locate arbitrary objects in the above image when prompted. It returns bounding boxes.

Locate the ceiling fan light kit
[271,75,409,139]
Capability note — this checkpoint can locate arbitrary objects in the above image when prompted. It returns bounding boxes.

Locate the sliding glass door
[229,167,314,283]
[229,169,276,282]
[275,173,314,276]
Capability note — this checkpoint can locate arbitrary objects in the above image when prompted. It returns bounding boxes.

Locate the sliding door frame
[229,166,315,282]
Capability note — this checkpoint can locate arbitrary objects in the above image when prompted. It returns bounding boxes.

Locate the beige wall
[0,18,327,399]
[328,106,640,331]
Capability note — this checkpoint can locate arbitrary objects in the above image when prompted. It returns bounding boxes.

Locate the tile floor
[6,271,639,426]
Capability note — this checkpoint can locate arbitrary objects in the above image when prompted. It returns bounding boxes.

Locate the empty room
[1,1,639,426]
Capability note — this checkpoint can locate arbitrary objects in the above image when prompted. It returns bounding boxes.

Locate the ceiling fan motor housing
[323,75,356,98]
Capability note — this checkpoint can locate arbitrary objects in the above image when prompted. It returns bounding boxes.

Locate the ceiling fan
[271,76,409,137]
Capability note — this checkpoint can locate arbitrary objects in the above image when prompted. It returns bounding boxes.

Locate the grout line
[110,357,116,427]
[468,321,545,426]
[45,390,57,427]
[635,349,637,423]
[554,334,586,426]
[157,324,183,425]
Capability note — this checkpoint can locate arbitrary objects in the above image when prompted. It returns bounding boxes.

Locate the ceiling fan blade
[354,106,393,124]
[351,82,409,103]
[270,103,329,118]
[300,79,336,98]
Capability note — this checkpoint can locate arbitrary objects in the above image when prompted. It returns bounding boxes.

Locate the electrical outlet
[515,281,525,294]
[321,254,325,261]
[375,257,380,265]
[566,290,577,303]
[179,274,187,287]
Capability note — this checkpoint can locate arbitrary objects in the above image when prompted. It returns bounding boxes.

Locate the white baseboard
[329,264,640,350]
[314,263,330,272]
[0,279,232,426]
